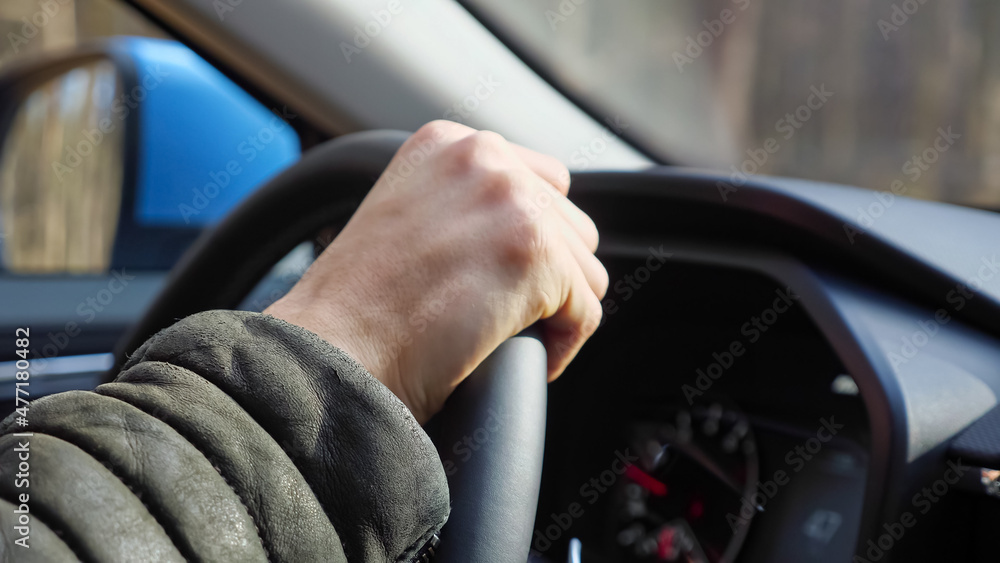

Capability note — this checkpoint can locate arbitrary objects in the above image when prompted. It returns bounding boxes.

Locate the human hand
[265,121,608,423]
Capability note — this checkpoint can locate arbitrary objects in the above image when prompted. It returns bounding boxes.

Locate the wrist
[263,296,429,422]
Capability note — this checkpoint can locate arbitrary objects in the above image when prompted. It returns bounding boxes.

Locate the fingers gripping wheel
[113,130,547,561]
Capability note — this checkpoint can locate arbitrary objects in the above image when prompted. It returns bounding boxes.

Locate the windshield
[463,0,1000,208]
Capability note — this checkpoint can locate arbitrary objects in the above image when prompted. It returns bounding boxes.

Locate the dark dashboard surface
[536,257,871,562]
[531,227,1000,562]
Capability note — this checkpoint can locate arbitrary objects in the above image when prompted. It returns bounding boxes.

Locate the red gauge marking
[625,464,668,496]
[657,527,675,560]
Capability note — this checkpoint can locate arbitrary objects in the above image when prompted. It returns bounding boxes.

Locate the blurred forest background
[0,0,161,63]
[1,0,999,225]
[0,0,160,272]
[470,0,1000,207]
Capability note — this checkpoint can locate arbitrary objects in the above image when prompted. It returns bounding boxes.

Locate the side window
[0,0,301,275]
[0,0,301,407]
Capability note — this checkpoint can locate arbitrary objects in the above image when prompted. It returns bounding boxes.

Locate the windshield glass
[463,0,1000,208]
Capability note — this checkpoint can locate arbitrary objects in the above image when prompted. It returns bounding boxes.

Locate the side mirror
[0,37,300,274]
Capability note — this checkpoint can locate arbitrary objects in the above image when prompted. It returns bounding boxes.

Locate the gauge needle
[675,519,710,563]
[625,464,668,496]
[667,444,762,511]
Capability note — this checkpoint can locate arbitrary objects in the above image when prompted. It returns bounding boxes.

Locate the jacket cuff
[123,309,450,562]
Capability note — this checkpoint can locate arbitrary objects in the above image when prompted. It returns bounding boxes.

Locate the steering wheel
[113,131,547,563]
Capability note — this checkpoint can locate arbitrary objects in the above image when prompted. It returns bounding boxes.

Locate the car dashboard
[537,256,872,562]
[530,182,1000,562]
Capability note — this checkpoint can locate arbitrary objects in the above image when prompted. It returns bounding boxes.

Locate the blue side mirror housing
[0,37,301,271]
[121,38,300,227]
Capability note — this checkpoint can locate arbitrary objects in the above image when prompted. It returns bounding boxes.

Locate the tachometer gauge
[609,403,758,562]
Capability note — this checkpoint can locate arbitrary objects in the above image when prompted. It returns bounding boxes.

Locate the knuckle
[484,171,557,271]
[482,168,529,205]
[472,131,507,149]
[413,119,457,142]
[469,129,508,151]
[396,123,448,163]
[449,130,509,169]
[500,195,546,269]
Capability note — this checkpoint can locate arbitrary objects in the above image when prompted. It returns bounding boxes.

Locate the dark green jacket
[0,311,450,562]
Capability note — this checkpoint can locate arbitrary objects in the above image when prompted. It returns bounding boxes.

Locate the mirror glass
[0,60,124,274]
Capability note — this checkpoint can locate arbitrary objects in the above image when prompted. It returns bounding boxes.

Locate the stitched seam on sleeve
[4,431,185,563]
[98,388,276,563]
[0,490,87,563]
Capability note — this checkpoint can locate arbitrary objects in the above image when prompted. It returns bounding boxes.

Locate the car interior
[1,1,999,562]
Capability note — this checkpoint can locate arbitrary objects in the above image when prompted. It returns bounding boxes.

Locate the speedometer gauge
[609,403,758,562]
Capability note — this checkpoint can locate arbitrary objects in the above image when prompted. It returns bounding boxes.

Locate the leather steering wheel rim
[113,130,547,563]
